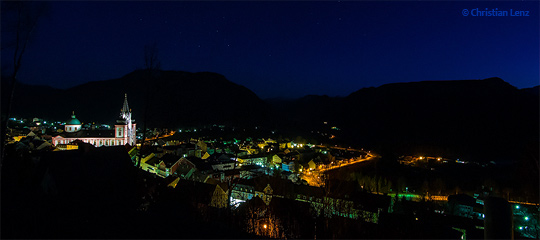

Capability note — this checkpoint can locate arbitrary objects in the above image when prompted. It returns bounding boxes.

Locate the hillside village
[4,116,539,239]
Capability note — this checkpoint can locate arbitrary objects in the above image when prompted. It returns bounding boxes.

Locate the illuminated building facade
[52,94,136,147]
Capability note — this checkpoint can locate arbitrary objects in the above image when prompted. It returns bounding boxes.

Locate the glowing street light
[263,224,267,229]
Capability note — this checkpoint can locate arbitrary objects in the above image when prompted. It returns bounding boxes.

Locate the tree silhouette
[136,43,161,168]
[1,1,49,162]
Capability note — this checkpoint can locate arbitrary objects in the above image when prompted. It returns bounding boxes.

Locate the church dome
[66,113,81,125]
[65,112,82,133]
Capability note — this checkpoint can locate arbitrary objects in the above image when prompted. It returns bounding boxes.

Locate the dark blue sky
[2,1,539,99]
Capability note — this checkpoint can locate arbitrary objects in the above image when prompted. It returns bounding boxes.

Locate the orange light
[263,224,267,229]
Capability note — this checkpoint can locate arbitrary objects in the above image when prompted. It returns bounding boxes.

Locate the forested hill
[3,70,270,128]
[266,78,539,165]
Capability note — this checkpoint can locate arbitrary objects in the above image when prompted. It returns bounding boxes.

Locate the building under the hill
[52,94,136,147]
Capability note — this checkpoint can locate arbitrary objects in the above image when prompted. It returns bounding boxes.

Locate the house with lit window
[281,160,296,172]
[163,143,198,157]
[174,156,217,182]
[230,176,390,223]
[52,94,136,148]
[447,194,479,219]
[307,160,316,170]
[140,153,159,174]
[158,154,181,177]
[140,153,181,178]
[237,154,268,167]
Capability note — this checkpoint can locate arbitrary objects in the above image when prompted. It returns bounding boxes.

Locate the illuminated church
[52,94,136,147]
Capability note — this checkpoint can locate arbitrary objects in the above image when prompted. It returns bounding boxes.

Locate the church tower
[115,94,136,145]
[121,93,131,122]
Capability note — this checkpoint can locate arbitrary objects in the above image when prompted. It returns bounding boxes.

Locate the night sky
[2,1,539,99]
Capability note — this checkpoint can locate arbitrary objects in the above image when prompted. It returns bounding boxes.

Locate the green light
[516,205,520,209]
[519,226,523,230]
[525,216,529,221]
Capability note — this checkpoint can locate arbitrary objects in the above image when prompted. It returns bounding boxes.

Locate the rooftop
[56,129,115,138]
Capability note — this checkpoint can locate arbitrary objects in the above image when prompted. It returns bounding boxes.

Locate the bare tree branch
[136,42,161,168]
[1,1,49,163]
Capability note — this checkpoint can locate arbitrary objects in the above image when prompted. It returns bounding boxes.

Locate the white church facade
[52,94,137,147]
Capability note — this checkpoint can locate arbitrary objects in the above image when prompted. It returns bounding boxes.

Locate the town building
[52,94,136,147]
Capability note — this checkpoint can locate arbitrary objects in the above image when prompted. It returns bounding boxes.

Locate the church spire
[122,93,130,115]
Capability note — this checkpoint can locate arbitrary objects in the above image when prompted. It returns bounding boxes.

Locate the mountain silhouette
[3,70,270,128]
[268,77,538,164]
[3,74,538,165]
